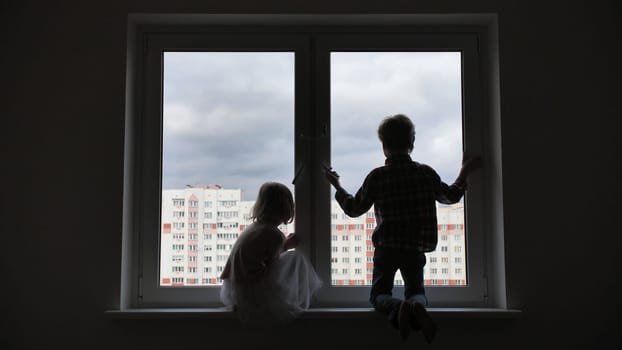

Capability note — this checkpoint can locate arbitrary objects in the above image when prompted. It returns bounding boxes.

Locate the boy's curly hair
[377,114,415,153]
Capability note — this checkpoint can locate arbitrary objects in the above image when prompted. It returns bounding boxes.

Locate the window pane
[330,52,465,287]
[160,52,295,287]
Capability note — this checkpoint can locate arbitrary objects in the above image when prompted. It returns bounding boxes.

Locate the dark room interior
[1,1,619,349]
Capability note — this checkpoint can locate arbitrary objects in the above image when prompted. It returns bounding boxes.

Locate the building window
[125,15,503,309]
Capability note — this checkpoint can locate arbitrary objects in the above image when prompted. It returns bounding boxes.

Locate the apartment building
[160,186,466,287]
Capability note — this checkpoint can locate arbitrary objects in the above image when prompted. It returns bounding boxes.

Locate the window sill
[104,307,521,320]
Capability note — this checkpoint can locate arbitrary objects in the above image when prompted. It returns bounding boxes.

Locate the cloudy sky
[163,51,463,200]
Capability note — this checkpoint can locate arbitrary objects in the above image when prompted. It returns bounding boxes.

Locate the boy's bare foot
[412,302,437,343]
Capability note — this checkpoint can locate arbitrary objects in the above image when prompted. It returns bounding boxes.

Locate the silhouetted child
[220,182,322,325]
[324,114,480,342]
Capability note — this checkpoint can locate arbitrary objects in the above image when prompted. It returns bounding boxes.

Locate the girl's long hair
[251,182,295,225]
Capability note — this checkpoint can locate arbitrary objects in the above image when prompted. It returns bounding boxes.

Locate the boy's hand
[323,164,342,188]
[455,154,482,188]
[462,154,482,175]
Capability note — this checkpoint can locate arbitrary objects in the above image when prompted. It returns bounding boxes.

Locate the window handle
[292,164,304,185]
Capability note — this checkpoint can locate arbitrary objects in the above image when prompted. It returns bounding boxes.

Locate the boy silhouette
[324,114,480,342]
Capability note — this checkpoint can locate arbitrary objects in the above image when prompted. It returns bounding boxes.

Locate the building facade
[160,186,466,287]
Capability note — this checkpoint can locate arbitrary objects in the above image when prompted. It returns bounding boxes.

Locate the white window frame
[121,14,506,310]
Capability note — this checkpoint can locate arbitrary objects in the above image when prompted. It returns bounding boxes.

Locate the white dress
[220,223,322,324]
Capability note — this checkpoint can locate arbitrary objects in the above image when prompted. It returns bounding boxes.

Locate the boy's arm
[324,165,373,217]
[324,165,345,192]
[335,174,375,217]
[436,154,482,204]
[454,155,482,189]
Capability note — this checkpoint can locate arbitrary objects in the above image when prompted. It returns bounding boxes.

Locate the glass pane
[160,52,295,287]
[330,52,465,287]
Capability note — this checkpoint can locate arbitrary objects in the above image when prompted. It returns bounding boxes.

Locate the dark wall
[1,1,619,349]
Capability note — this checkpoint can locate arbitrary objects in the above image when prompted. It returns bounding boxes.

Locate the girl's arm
[283,233,299,251]
[262,227,287,270]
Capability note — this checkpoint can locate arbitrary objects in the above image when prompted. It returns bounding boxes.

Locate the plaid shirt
[335,154,464,252]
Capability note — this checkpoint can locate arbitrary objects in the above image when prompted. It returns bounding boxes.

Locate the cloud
[330,52,463,186]
[162,51,463,199]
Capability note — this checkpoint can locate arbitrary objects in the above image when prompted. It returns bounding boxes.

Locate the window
[124,14,504,309]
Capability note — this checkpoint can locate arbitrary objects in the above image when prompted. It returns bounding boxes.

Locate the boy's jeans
[369,246,427,328]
